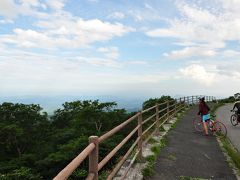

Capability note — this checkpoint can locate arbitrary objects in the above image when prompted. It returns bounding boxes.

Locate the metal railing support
[89,136,99,180]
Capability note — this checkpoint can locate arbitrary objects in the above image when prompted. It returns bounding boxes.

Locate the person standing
[198,97,210,136]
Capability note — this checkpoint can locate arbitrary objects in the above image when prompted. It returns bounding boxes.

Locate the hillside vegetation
[0,96,173,179]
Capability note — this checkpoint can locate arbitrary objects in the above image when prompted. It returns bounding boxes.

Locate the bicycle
[193,115,227,138]
[230,110,239,126]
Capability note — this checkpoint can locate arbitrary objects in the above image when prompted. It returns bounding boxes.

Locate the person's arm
[232,103,236,110]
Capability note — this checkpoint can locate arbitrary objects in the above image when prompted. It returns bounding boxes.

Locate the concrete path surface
[216,103,240,152]
[148,106,237,180]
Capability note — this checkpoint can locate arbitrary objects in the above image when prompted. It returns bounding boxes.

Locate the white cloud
[0,48,168,96]
[45,0,65,10]
[146,28,178,37]
[108,12,125,19]
[0,0,135,49]
[0,18,134,49]
[0,19,14,24]
[20,0,41,7]
[0,0,18,18]
[179,61,240,92]
[222,50,240,58]
[126,61,148,65]
[97,46,119,59]
[146,1,240,59]
[164,47,217,59]
[128,4,162,22]
[179,64,216,86]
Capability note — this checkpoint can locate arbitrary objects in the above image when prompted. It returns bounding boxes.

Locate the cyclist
[198,97,210,136]
[231,100,240,121]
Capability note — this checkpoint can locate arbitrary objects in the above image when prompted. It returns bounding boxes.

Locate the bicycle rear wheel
[230,114,238,126]
[213,121,227,138]
[193,118,204,132]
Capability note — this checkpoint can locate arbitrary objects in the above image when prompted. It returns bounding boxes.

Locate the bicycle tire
[230,114,238,126]
[213,121,227,138]
[193,118,204,132]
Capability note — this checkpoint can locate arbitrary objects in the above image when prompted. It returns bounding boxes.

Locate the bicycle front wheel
[193,118,204,132]
[230,114,238,126]
[213,121,227,138]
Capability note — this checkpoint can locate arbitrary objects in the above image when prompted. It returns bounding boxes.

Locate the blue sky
[0,0,240,109]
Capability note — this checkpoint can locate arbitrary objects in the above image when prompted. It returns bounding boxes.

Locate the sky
[0,0,240,110]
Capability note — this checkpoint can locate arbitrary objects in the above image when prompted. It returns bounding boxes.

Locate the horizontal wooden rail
[168,103,175,108]
[142,120,158,136]
[53,143,95,180]
[107,137,140,179]
[169,107,176,114]
[99,113,139,143]
[142,113,156,125]
[121,150,140,179]
[158,106,168,113]
[142,105,157,113]
[98,125,140,171]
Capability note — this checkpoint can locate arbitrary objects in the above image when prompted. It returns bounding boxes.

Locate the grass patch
[167,154,177,161]
[221,137,240,170]
[159,125,165,132]
[99,171,108,180]
[170,107,187,130]
[142,106,187,178]
[148,137,158,144]
[210,102,240,174]
[179,176,209,180]
[142,137,167,177]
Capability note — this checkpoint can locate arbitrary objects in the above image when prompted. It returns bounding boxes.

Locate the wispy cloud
[146,0,240,59]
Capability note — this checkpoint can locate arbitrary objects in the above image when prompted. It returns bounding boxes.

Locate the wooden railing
[53,95,215,180]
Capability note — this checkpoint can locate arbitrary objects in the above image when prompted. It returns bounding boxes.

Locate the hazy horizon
[0,93,228,115]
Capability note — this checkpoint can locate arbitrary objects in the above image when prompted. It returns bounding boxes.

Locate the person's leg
[202,114,209,135]
[238,109,240,122]
[203,121,209,135]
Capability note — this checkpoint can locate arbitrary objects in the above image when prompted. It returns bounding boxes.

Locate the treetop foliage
[0,96,172,179]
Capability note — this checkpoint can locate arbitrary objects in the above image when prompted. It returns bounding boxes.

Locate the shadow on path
[148,106,236,180]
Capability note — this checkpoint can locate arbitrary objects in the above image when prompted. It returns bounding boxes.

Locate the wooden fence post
[174,100,177,116]
[167,100,169,122]
[89,136,99,180]
[138,112,143,160]
[156,103,159,129]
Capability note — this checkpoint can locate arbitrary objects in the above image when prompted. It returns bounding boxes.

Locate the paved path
[216,103,240,152]
[148,106,236,180]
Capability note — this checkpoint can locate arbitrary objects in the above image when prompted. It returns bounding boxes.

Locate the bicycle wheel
[193,118,204,132]
[230,114,238,126]
[213,121,227,138]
